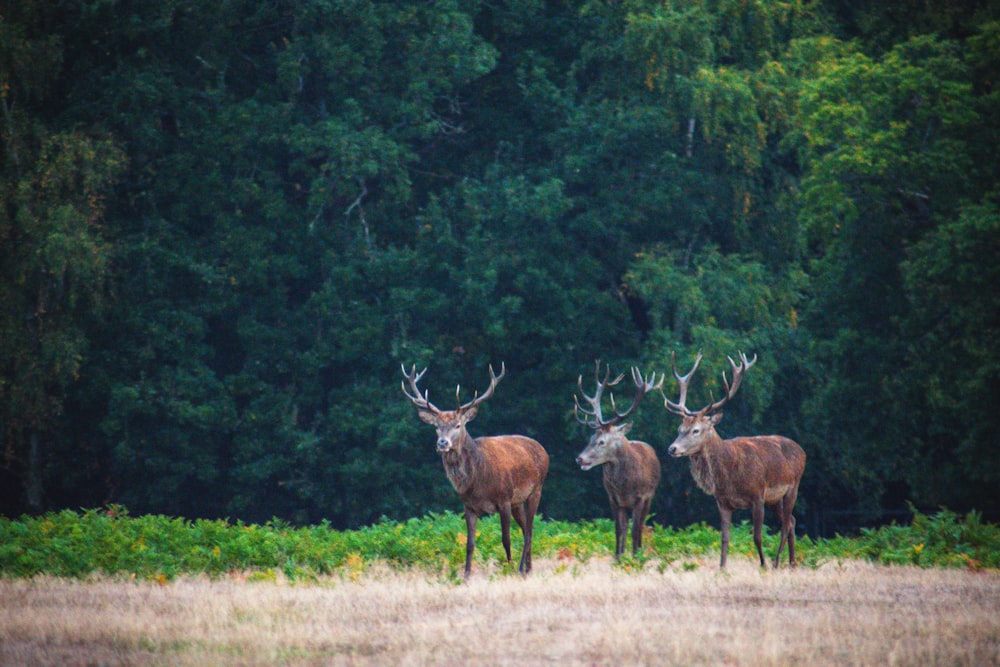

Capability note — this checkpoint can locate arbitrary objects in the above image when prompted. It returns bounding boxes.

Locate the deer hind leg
[499,502,513,566]
[512,502,527,569]
[517,488,542,575]
[751,500,766,568]
[770,500,788,568]
[781,485,800,567]
[717,504,733,569]
[463,509,478,580]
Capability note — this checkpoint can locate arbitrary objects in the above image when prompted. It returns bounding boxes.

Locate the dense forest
[2,0,998,534]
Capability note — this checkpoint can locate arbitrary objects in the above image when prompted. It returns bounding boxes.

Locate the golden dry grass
[2,556,998,666]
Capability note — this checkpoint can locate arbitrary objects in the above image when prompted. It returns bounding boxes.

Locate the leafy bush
[0,506,996,580]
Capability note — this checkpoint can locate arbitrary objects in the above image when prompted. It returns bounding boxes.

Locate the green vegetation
[1,507,996,581]
[1,1,998,530]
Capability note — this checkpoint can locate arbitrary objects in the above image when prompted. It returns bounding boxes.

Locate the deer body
[663,352,806,569]
[582,438,660,558]
[437,431,548,518]
[405,363,549,579]
[575,363,663,559]
[682,435,802,505]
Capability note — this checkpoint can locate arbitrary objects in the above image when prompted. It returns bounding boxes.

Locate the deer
[661,351,806,569]
[401,362,549,579]
[574,361,663,560]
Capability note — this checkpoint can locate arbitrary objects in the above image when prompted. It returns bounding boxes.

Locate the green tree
[793,33,984,515]
[900,198,1000,510]
[0,5,127,512]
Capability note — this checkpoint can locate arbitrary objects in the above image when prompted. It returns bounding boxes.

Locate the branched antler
[576,361,663,427]
[456,362,506,412]
[661,350,757,416]
[401,362,506,417]
[401,364,443,415]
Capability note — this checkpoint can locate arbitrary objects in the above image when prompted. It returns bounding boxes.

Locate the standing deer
[661,351,806,569]
[574,362,663,559]
[401,362,549,579]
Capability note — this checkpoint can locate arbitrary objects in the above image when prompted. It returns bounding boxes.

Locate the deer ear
[619,421,633,436]
[709,412,724,426]
[418,410,439,426]
[461,406,479,423]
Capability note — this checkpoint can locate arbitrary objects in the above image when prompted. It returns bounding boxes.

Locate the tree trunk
[26,430,43,513]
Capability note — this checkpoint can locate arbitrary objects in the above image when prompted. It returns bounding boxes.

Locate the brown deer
[574,362,663,559]
[661,351,806,569]
[401,362,549,579]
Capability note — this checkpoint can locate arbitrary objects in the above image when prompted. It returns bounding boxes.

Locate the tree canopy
[2,0,998,532]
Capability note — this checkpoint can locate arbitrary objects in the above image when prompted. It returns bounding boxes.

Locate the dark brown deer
[661,351,806,569]
[401,362,549,579]
[574,362,663,560]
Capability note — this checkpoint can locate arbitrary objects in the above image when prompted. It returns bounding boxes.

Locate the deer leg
[499,502,513,566]
[631,499,650,556]
[512,503,528,540]
[613,505,628,559]
[463,509,478,580]
[771,500,789,568]
[512,502,528,573]
[717,504,733,569]
[787,513,797,567]
[784,485,800,567]
[519,489,542,575]
[752,500,766,568]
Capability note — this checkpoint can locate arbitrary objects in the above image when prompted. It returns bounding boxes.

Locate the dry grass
[2,557,998,666]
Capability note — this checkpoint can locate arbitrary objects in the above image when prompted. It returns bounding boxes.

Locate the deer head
[575,361,663,470]
[401,362,506,453]
[661,351,756,457]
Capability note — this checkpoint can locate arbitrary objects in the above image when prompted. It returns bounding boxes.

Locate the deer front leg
[751,500,766,568]
[612,505,629,559]
[718,504,733,569]
[463,509,478,580]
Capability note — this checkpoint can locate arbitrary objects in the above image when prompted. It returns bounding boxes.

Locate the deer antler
[661,350,757,416]
[576,361,663,427]
[456,361,506,413]
[401,364,443,416]
[575,361,625,427]
[704,351,757,414]
[662,350,704,417]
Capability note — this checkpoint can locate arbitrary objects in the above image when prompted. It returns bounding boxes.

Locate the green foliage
[1,508,996,580]
[1,0,998,532]
[822,508,1000,570]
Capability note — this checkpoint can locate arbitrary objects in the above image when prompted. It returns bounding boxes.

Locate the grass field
[2,557,998,666]
[1,508,998,665]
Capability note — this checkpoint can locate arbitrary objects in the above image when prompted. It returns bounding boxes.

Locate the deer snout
[436,438,451,452]
[668,444,681,457]
[576,455,594,471]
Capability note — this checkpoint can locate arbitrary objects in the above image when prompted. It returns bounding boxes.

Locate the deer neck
[688,433,723,496]
[440,430,482,495]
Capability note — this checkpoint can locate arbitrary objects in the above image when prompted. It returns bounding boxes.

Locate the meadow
[1,508,998,665]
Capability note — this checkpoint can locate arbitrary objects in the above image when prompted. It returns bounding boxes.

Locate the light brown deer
[662,351,806,569]
[574,362,663,559]
[401,362,549,579]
